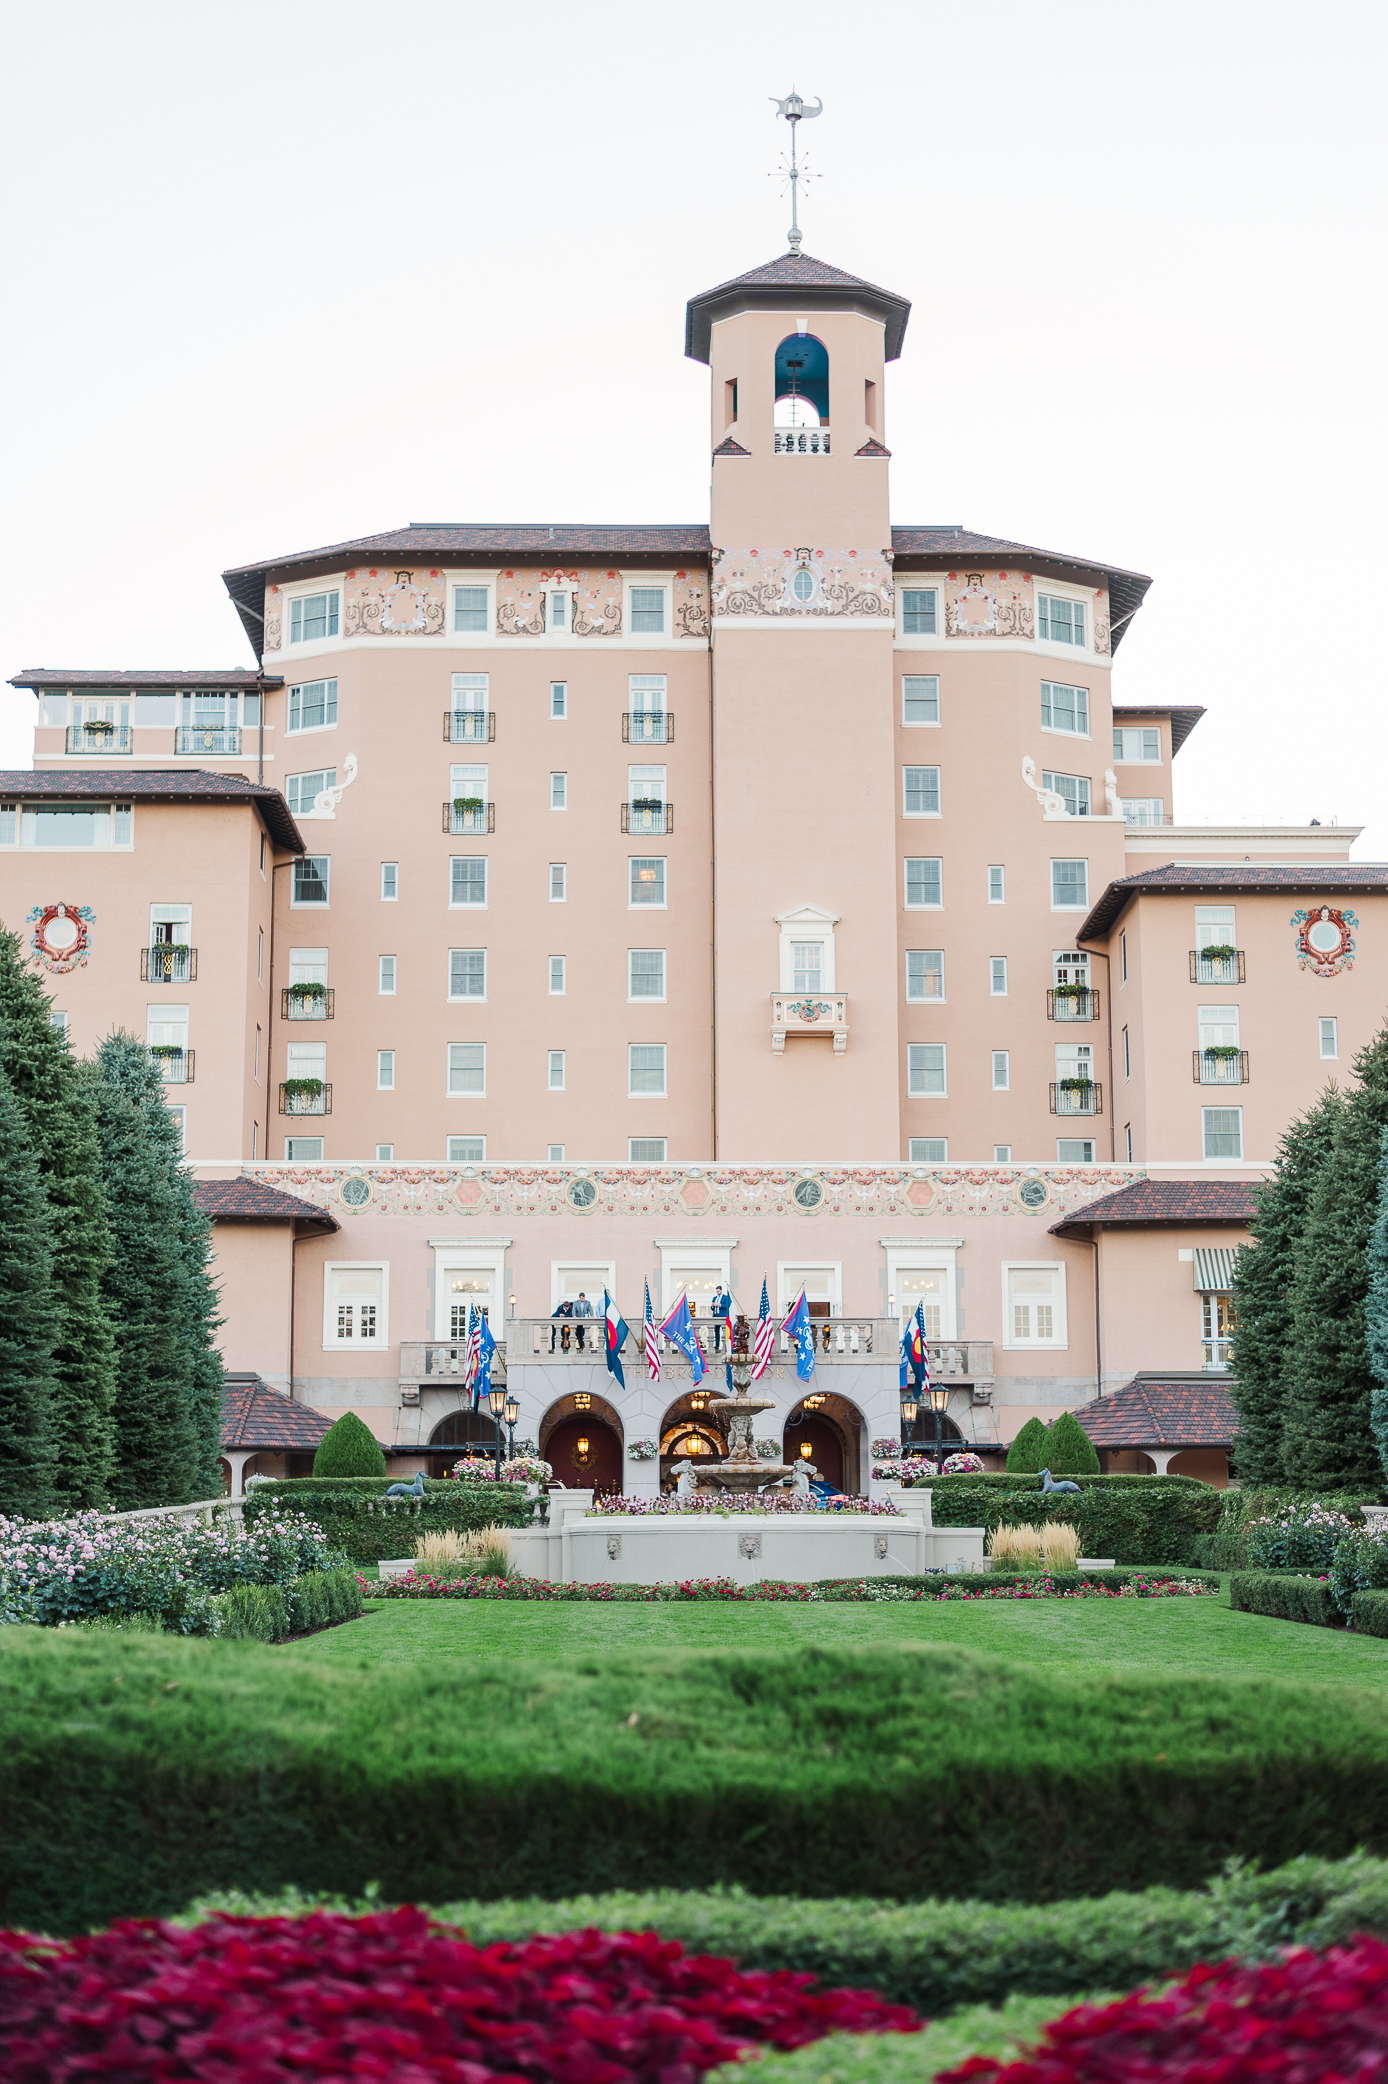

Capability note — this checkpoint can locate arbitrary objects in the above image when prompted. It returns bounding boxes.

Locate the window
[1040,681,1089,734]
[381,862,398,901]
[1113,726,1162,762]
[1202,1292,1234,1371]
[285,1136,324,1160]
[169,1106,187,1154]
[448,1136,485,1161]
[630,586,666,634]
[1203,1106,1243,1160]
[0,805,14,846]
[629,1137,667,1162]
[325,1264,386,1348]
[902,588,938,634]
[909,1138,948,1162]
[1124,1123,1133,1162]
[254,1026,261,1079]
[547,1144,565,1161]
[629,948,666,999]
[1057,1138,1096,1162]
[990,957,1007,996]
[377,1050,395,1090]
[1051,859,1089,908]
[630,857,666,905]
[260,831,266,873]
[289,592,339,644]
[1321,1016,1339,1059]
[258,927,263,982]
[993,1144,1011,1163]
[1122,1024,1130,1078]
[1122,798,1166,825]
[287,679,338,731]
[287,1039,325,1091]
[907,1042,946,1095]
[285,769,335,817]
[551,681,567,718]
[550,773,567,810]
[449,949,486,999]
[548,588,569,631]
[550,863,567,902]
[1042,770,1090,816]
[288,948,327,986]
[1037,595,1085,646]
[1120,929,1128,982]
[905,858,942,908]
[450,672,489,717]
[15,803,132,848]
[903,766,941,816]
[629,1043,666,1095]
[377,1144,394,1161]
[453,585,488,632]
[792,941,824,994]
[1195,904,1236,950]
[992,1050,1010,1090]
[1199,1005,1240,1050]
[548,1050,566,1090]
[902,674,940,724]
[1053,949,1089,990]
[448,1042,486,1095]
[906,950,944,1001]
[791,569,815,602]
[379,955,396,994]
[988,865,1005,903]
[550,956,566,994]
[450,857,487,907]
[49,1009,68,1037]
[292,856,330,906]
[1006,1265,1066,1346]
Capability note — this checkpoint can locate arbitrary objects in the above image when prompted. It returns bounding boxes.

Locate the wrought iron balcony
[1190,949,1245,984]
[1047,986,1099,1021]
[1050,1079,1102,1116]
[281,987,335,1020]
[149,1047,194,1084]
[443,801,495,834]
[175,724,242,754]
[141,945,197,983]
[622,802,673,834]
[623,712,674,744]
[1202,1338,1234,1371]
[771,993,849,1054]
[774,426,831,454]
[443,710,495,743]
[66,724,132,753]
[1194,1048,1249,1085]
[279,1080,331,1115]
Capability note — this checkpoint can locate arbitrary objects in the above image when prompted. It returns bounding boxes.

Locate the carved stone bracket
[309,755,360,820]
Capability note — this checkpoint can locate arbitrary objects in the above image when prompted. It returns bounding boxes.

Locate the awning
[1192,1247,1237,1293]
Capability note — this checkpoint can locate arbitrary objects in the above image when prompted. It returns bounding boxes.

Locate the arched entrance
[539,1392,624,1496]
[429,1410,503,1454]
[659,1388,727,1490]
[784,1391,866,1495]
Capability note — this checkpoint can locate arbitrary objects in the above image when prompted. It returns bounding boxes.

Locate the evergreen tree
[0,928,115,1507]
[0,1065,57,1516]
[1046,1409,1100,1475]
[1006,1416,1050,1473]
[1282,1026,1388,1492]
[314,1411,387,1478]
[1364,1128,1388,1494]
[1229,1087,1344,1482]
[87,1067,198,1508]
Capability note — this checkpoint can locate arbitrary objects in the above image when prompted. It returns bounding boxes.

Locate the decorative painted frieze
[1093,587,1111,655]
[344,568,447,638]
[943,570,1034,640]
[673,569,710,637]
[264,586,282,653]
[711,548,894,619]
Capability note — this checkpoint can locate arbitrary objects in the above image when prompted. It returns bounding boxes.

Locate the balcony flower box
[282,1077,324,1100]
[1201,944,1236,961]
[452,797,484,815]
[1202,1044,1240,1060]
[1058,1077,1094,1092]
[287,982,327,1004]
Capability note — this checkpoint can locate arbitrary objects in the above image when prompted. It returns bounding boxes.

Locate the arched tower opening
[773,333,829,427]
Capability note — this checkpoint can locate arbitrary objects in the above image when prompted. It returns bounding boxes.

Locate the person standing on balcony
[551,1297,574,1353]
[710,1283,731,1352]
[573,1290,594,1352]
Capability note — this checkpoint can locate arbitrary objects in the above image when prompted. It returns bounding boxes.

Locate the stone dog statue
[1038,1467,1081,1495]
[384,1469,426,1499]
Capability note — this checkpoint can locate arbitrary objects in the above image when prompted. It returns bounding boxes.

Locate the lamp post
[504,1394,519,1462]
[928,1382,950,1469]
[487,1383,508,1480]
[899,1392,919,1464]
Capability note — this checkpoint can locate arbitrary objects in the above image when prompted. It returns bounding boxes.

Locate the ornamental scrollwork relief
[1291,906,1358,977]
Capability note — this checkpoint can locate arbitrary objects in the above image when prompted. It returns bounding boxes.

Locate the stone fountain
[698,1316,794,1493]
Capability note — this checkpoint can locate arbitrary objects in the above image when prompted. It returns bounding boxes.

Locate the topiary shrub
[313,1413,387,1479]
[1045,1410,1101,1476]
[1006,1417,1050,1473]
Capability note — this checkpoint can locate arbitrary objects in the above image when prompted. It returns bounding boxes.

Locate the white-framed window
[629,1043,666,1095]
[1124,1124,1133,1161]
[147,1003,189,1051]
[630,1137,667,1162]
[45,1007,67,1038]
[904,858,942,908]
[433,1245,505,1338]
[1051,859,1089,909]
[1120,929,1128,982]
[550,681,567,718]
[449,761,487,814]
[449,949,486,999]
[547,1143,565,1161]
[906,950,944,1001]
[909,1138,948,1163]
[1042,770,1090,816]
[1122,798,1165,825]
[629,948,666,999]
[993,1144,1011,1163]
[285,769,335,817]
[1037,595,1085,647]
[377,1050,395,1090]
[258,926,264,980]
[379,955,396,994]
[988,865,1005,903]
[992,1050,1010,1090]
[1004,1263,1067,1347]
[902,674,940,725]
[450,857,487,907]
[381,862,398,901]
[254,1025,261,1079]
[1199,1005,1239,1050]
[450,671,489,716]
[548,1049,566,1090]
[447,1135,485,1162]
[1113,726,1161,763]
[287,679,338,732]
[292,856,329,906]
[289,592,340,645]
[550,863,567,902]
[628,674,669,743]
[288,945,328,989]
[791,940,824,994]
[1041,681,1089,735]
[285,1136,324,1160]
[658,1244,734,1316]
[453,584,489,633]
[1195,904,1236,950]
[1058,1138,1096,1162]
[9,801,133,849]
[1054,949,1089,989]
[629,585,666,634]
[550,955,566,994]
[1055,1038,1094,1087]
[1122,1024,1130,1077]
[1321,1016,1339,1059]
[907,1042,946,1095]
[990,957,1008,995]
[901,587,938,634]
[287,1037,325,1086]
[885,1247,959,1338]
[324,1263,387,1348]
[546,585,570,634]
[377,1144,394,1160]
[448,1042,485,1095]
[1203,1106,1243,1160]
[903,766,941,817]
[630,857,666,906]
[550,772,567,810]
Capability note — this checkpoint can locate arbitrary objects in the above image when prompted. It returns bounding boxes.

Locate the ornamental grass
[986,1524,1082,1573]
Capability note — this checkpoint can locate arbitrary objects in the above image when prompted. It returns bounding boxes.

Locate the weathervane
[769,88,822,255]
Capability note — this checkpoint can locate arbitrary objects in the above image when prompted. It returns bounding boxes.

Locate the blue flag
[602,1288,629,1390]
[780,1288,817,1383]
[471,1309,497,1409]
[899,1324,910,1393]
[658,1293,707,1384]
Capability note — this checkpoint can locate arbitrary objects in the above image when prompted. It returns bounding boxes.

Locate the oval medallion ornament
[793,1177,824,1211]
[1292,905,1357,977]
[27,903,94,976]
[1017,1177,1050,1212]
[340,1176,372,1208]
[567,1177,598,1211]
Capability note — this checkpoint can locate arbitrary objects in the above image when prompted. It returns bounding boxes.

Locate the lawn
[288,1584,1388,1688]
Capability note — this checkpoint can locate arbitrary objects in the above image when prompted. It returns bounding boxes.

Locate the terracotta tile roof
[221,1375,334,1451]
[1051,1179,1258,1236]
[685,250,912,362]
[1078,1375,1239,1448]
[1111,702,1205,754]
[1080,862,1388,941]
[193,1178,339,1232]
[9,669,281,691]
[889,527,1152,653]
[855,438,892,458]
[712,437,750,457]
[0,768,304,852]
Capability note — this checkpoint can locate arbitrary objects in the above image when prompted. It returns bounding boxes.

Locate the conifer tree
[1005,1415,1050,1473]
[0,928,115,1506]
[0,1065,57,1516]
[1282,1025,1388,1492]
[1229,1086,1344,1482]
[1046,1409,1100,1475]
[314,1411,387,1478]
[1364,1127,1388,1493]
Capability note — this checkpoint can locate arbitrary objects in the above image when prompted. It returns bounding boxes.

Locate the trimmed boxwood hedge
[1229,1572,1341,1628]
[214,1566,363,1641]
[10,1631,1388,1934]
[1352,1589,1388,1638]
[919,1474,1222,1566]
[244,1479,534,1563]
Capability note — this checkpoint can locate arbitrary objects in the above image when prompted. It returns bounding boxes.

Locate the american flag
[463,1303,483,1403]
[643,1278,662,1381]
[752,1276,776,1380]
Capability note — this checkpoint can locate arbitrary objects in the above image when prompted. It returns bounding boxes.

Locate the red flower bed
[0,1907,918,2083]
[941,1937,1388,2084]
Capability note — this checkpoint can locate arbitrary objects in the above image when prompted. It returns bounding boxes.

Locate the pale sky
[3,0,1384,851]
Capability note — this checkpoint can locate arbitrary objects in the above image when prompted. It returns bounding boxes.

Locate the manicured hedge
[920,1475,1221,1566]
[215,1567,362,1641]
[10,1632,1388,1934]
[1353,1590,1388,1639]
[1229,1572,1341,1627]
[1211,1485,1370,1570]
[244,1479,534,1563]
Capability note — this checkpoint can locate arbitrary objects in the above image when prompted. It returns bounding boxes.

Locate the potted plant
[1052,981,1087,999]
[453,796,485,816]
[630,797,664,813]
[282,1076,324,1102]
[287,981,327,1003]
[1201,943,1237,961]
[148,1043,182,1060]
[1058,1075,1094,1092]
[1202,1044,1240,1060]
